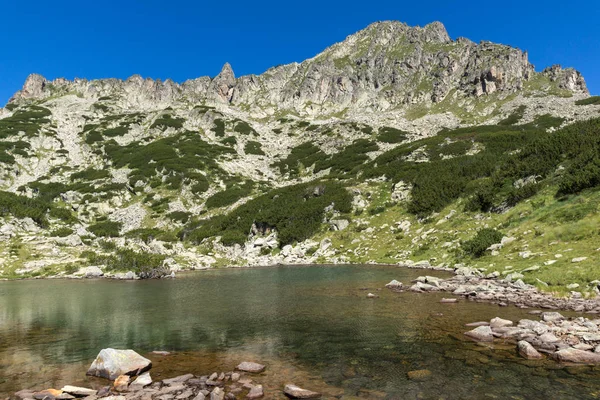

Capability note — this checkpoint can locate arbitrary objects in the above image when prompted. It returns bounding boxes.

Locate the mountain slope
[1,21,600,295]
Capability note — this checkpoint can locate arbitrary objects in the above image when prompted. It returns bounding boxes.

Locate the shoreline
[3,261,600,314]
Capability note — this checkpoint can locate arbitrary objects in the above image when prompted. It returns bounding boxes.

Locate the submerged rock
[283,384,321,399]
[518,341,543,359]
[555,348,600,363]
[86,348,152,380]
[407,369,432,380]
[464,326,494,342]
[235,362,265,373]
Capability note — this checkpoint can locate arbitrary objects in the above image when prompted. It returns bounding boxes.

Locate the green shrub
[88,221,122,237]
[315,139,378,175]
[575,96,600,106]
[125,228,178,243]
[233,120,257,136]
[212,119,226,137]
[70,168,109,181]
[151,114,184,129]
[183,180,352,246]
[0,191,52,227]
[83,248,166,274]
[498,105,526,126]
[273,142,325,176]
[377,127,408,143]
[205,182,254,209]
[221,136,237,146]
[167,211,192,223]
[462,228,503,258]
[50,227,74,237]
[244,140,265,155]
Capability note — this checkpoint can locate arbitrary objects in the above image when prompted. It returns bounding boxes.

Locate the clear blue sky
[1,0,598,105]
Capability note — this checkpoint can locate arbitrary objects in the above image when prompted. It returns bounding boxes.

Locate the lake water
[1,265,600,399]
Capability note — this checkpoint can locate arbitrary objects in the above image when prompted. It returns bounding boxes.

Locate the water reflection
[1,265,600,399]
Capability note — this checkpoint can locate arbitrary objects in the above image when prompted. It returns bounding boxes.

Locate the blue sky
[1,0,598,105]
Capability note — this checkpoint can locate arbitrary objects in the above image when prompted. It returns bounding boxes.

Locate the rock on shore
[86,348,152,380]
[465,313,600,364]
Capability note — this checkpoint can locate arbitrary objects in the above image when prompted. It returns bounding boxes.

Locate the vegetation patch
[462,228,503,258]
[88,221,123,237]
[575,96,600,106]
[244,140,265,155]
[377,127,409,143]
[183,181,352,246]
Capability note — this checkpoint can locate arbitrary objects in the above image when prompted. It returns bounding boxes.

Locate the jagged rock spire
[209,62,237,103]
[13,73,47,100]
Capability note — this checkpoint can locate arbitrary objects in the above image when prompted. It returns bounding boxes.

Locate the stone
[14,390,35,400]
[113,375,130,392]
[407,369,432,380]
[86,348,152,380]
[330,219,349,231]
[163,374,195,385]
[231,373,240,382]
[384,280,402,289]
[34,390,63,400]
[440,298,458,303]
[555,348,600,363]
[518,340,543,359]
[541,312,565,323]
[130,372,153,389]
[56,394,74,400]
[283,384,321,399]
[572,257,588,263]
[236,362,265,373]
[367,293,378,298]
[490,317,513,329]
[60,387,97,397]
[210,388,224,400]
[464,326,494,342]
[193,394,206,400]
[465,321,489,327]
[246,385,264,399]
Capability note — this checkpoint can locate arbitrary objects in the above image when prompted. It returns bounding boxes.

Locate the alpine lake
[1,265,600,399]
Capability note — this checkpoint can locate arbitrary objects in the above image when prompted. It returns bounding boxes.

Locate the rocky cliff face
[10,21,588,118]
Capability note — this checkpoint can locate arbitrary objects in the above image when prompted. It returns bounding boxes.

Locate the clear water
[1,265,600,399]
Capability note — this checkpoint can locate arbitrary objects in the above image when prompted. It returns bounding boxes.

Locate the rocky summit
[0,20,600,298]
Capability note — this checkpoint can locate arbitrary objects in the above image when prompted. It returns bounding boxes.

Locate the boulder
[86,348,152,380]
[384,280,403,289]
[541,312,565,323]
[330,219,349,231]
[555,348,600,363]
[518,341,543,359]
[464,326,494,342]
[283,384,321,399]
[60,386,97,397]
[490,317,513,329]
[236,362,265,373]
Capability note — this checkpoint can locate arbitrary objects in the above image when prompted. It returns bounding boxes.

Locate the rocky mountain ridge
[1,20,600,291]
[10,21,589,120]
